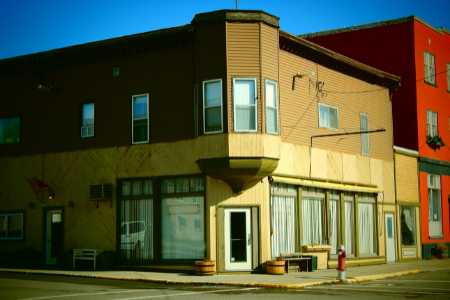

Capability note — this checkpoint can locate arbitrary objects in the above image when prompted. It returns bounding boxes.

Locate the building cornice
[299,16,449,38]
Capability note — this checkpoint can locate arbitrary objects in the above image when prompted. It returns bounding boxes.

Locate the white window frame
[233,78,258,133]
[0,213,24,240]
[81,103,95,138]
[203,79,223,134]
[265,79,278,135]
[318,103,339,131]
[424,51,435,84]
[426,110,438,137]
[360,113,370,156]
[428,174,442,237]
[132,94,149,144]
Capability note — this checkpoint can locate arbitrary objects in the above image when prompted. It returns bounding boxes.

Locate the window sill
[429,235,445,239]
[424,80,438,88]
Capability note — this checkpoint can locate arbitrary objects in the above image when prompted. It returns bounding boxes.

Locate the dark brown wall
[0,33,196,158]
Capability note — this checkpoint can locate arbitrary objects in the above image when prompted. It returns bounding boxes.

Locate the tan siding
[207,177,271,266]
[279,50,394,161]
[227,22,261,133]
[395,153,419,203]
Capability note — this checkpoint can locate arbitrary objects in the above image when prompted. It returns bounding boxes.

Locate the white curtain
[302,198,323,246]
[121,199,153,260]
[271,195,295,257]
[161,197,205,259]
[344,201,353,254]
[330,200,338,254]
[358,203,374,253]
[234,80,256,131]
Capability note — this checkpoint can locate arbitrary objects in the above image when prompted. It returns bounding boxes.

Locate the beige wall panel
[327,150,343,181]
[279,50,393,161]
[356,155,371,184]
[207,177,271,264]
[293,145,310,177]
[343,153,357,182]
[116,145,155,178]
[370,158,383,189]
[227,22,261,133]
[195,134,229,160]
[262,134,281,159]
[395,153,419,203]
[274,142,295,175]
[77,148,117,251]
[382,160,395,203]
[153,140,200,176]
[311,147,327,179]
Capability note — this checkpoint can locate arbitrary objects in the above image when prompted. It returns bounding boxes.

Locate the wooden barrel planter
[195,260,215,276]
[266,260,285,275]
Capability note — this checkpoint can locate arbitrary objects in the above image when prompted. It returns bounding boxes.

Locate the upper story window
[318,103,338,130]
[234,78,257,132]
[203,79,222,134]
[0,213,24,240]
[265,79,278,134]
[0,117,20,144]
[132,94,149,144]
[360,113,370,156]
[428,174,442,237]
[426,110,437,137]
[424,51,435,85]
[81,103,94,138]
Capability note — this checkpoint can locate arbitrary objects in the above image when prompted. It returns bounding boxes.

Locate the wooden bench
[73,249,103,270]
[280,253,311,273]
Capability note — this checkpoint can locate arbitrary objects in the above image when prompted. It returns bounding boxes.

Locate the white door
[224,208,252,270]
[385,213,396,263]
[46,210,63,264]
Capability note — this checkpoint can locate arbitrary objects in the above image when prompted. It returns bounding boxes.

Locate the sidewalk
[2,259,450,288]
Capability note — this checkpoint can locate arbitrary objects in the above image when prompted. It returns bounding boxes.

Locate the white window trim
[424,51,435,84]
[233,78,258,133]
[318,103,339,131]
[132,94,149,144]
[202,79,223,134]
[265,79,278,135]
[426,110,438,137]
[427,173,443,237]
[0,213,24,240]
[360,113,370,156]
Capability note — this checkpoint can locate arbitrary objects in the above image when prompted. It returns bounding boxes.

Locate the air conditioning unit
[90,184,112,200]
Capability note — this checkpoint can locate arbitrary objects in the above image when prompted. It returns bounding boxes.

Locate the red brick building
[301,16,450,258]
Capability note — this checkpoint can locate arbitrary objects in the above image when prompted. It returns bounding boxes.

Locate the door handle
[248,234,252,245]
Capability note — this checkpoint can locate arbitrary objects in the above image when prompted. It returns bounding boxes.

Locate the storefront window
[401,206,416,246]
[358,193,376,254]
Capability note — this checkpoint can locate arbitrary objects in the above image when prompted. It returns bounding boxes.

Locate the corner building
[0,10,400,272]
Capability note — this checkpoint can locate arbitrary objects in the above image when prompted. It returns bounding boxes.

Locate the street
[1,270,450,299]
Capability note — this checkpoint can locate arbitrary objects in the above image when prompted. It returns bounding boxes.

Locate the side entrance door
[385,213,396,263]
[224,208,252,270]
[46,209,64,264]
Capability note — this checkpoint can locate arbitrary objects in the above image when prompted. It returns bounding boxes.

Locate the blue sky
[0,0,449,60]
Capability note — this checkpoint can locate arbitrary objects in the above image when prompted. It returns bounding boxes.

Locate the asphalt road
[1,269,450,299]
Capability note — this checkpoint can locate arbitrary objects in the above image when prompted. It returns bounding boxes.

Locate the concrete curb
[0,268,441,289]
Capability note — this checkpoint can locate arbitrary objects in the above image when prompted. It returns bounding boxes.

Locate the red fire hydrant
[337,245,347,281]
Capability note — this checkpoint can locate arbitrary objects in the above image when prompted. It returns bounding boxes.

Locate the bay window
[233,78,257,132]
[203,79,222,133]
[265,80,278,134]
